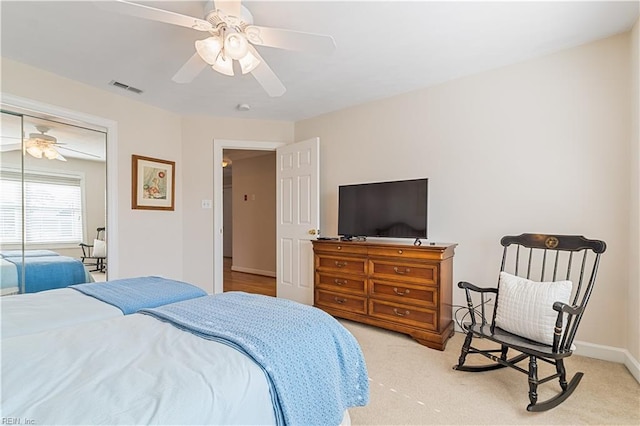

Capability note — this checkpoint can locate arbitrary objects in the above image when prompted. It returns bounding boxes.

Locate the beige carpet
[339,319,640,425]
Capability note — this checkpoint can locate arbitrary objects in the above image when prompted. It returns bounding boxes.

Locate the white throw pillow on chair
[494,271,572,346]
[92,239,107,258]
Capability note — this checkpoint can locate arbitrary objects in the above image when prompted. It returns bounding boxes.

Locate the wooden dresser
[312,239,456,350]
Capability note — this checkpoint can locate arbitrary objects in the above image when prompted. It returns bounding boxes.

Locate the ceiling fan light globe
[212,56,234,76]
[44,146,59,159]
[224,32,249,60]
[239,51,261,74]
[26,146,43,159]
[195,37,223,65]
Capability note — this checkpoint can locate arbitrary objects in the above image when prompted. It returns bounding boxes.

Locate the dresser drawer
[369,259,437,284]
[313,243,368,256]
[316,255,366,275]
[315,289,367,314]
[369,279,437,308]
[316,273,366,295]
[368,246,434,260]
[369,300,437,331]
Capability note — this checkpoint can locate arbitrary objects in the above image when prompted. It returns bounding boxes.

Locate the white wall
[629,17,640,362]
[1,58,184,281]
[295,33,632,349]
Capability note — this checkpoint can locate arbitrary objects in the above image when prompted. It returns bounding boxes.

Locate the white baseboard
[230,265,276,278]
[574,340,640,384]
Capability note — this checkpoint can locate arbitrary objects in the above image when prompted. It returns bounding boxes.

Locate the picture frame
[131,155,175,211]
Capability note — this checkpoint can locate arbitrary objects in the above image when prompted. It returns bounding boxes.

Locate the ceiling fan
[98,0,337,97]
[0,125,102,162]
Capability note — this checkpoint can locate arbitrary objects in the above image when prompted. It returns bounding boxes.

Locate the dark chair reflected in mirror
[80,227,106,273]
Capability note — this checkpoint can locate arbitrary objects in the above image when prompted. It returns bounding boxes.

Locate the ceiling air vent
[109,80,143,94]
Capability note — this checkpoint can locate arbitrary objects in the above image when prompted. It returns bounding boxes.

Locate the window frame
[0,166,87,249]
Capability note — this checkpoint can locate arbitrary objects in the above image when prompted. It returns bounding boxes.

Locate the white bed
[1,292,367,425]
[1,288,122,338]
[2,314,278,425]
[1,276,207,339]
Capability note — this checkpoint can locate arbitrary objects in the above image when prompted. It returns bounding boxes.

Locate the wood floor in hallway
[223,257,276,297]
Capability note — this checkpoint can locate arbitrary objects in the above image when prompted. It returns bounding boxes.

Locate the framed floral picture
[131,155,175,211]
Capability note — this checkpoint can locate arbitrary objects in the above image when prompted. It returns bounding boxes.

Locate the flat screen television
[338,178,428,239]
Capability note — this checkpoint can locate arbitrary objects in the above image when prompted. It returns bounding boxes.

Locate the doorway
[222,148,276,297]
[213,139,286,295]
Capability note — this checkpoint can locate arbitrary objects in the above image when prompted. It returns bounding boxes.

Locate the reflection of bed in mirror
[0,250,93,296]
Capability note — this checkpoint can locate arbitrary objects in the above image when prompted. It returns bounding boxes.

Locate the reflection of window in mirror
[0,110,108,294]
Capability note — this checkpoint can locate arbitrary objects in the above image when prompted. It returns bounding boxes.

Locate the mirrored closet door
[0,109,107,294]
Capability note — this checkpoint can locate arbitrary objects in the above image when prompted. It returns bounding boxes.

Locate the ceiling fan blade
[57,146,102,159]
[245,26,336,55]
[96,0,213,31]
[0,143,22,152]
[247,46,285,97]
[214,0,242,20]
[172,52,208,83]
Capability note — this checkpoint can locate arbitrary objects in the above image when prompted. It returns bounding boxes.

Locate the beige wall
[231,153,277,275]
[295,33,632,350]
[1,58,184,281]
[180,116,293,292]
[629,17,640,362]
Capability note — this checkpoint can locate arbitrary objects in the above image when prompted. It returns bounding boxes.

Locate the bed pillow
[93,239,107,258]
[494,271,572,346]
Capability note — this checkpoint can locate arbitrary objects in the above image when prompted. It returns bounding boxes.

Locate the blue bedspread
[141,292,370,426]
[3,255,87,293]
[71,276,207,314]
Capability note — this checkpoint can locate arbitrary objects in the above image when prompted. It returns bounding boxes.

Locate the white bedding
[0,258,20,295]
[2,313,276,425]
[1,288,122,338]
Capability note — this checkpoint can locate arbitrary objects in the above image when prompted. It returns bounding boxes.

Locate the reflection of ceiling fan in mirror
[24,125,67,162]
[1,125,102,162]
[98,0,336,97]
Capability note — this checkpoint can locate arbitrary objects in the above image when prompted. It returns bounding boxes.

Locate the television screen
[338,178,428,239]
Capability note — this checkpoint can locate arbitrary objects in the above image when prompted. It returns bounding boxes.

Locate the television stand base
[340,235,367,242]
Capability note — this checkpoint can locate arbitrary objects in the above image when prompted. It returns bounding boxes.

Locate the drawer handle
[334,297,347,304]
[393,266,411,275]
[393,308,410,317]
[393,287,410,296]
[335,261,348,268]
[334,279,347,286]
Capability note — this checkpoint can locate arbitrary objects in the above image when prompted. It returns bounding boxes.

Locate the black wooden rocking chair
[453,233,606,412]
[79,227,106,273]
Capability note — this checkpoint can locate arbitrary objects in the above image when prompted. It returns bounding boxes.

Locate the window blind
[0,170,83,245]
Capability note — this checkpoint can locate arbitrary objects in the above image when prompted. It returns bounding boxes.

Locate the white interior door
[276,137,319,305]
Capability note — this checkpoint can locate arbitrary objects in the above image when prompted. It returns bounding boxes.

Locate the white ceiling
[1,1,638,122]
